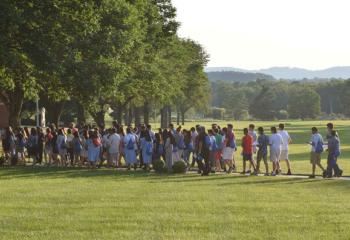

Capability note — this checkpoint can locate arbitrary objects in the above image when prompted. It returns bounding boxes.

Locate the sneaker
[322,170,327,178]
[271,172,276,176]
[246,170,251,174]
[287,170,292,176]
[264,173,269,176]
[337,170,343,178]
[309,175,316,179]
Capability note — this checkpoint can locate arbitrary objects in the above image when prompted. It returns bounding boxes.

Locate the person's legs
[242,158,246,173]
[263,156,269,175]
[256,152,262,173]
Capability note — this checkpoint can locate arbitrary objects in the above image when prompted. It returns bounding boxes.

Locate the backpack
[335,141,341,157]
[146,142,153,156]
[315,140,324,154]
[177,136,185,149]
[19,138,26,148]
[74,139,82,152]
[229,138,236,149]
[211,137,218,152]
[127,138,134,150]
[186,142,194,151]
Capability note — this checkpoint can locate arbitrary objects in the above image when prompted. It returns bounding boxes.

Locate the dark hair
[227,124,233,129]
[258,127,264,133]
[312,127,318,132]
[249,124,255,129]
[243,128,248,134]
[271,127,277,133]
[208,129,214,135]
[327,123,334,129]
[30,128,37,135]
[279,123,285,130]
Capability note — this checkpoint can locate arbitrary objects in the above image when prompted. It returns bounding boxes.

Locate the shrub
[10,155,18,166]
[172,160,187,174]
[153,159,166,174]
[0,156,5,166]
[276,110,289,120]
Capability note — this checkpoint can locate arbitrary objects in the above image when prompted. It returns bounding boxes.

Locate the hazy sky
[172,0,350,70]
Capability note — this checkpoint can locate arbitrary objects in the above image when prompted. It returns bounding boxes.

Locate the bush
[153,159,166,174]
[0,156,5,166]
[276,110,289,120]
[172,160,187,174]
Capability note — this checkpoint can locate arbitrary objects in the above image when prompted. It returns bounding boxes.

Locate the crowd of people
[0,121,343,178]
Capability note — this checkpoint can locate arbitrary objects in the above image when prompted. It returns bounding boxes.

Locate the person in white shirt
[107,128,121,168]
[278,123,292,175]
[269,126,283,176]
[308,127,326,178]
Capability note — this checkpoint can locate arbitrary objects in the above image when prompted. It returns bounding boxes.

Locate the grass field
[1,120,350,239]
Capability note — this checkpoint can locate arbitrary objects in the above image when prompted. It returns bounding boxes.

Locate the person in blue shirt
[256,127,269,176]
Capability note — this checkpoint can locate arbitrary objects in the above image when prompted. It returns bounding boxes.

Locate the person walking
[256,127,269,176]
[278,124,292,175]
[269,127,283,176]
[124,127,138,170]
[241,128,257,175]
[308,127,326,178]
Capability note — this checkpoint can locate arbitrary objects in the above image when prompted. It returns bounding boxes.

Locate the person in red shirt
[241,128,257,175]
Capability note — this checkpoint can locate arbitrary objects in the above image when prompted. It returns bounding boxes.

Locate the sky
[172,0,350,70]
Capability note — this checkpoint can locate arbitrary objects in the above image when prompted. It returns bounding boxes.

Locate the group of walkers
[0,121,343,178]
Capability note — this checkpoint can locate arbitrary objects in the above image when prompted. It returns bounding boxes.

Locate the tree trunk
[77,102,86,124]
[160,107,168,129]
[176,110,180,126]
[135,107,141,126]
[52,102,65,128]
[181,110,185,126]
[143,102,150,125]
[116,108,123,125]
[128,106,133,126]
[167,105,172,126]
[1,86,25,129]
[8,94,24,129]
[93,110,105,128]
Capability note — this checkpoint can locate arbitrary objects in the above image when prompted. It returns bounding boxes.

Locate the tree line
[211,79,350,120]
[0,0,210,129]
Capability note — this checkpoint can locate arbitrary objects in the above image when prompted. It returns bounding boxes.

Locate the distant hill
[206,71,275,82]
[206,66,350,80]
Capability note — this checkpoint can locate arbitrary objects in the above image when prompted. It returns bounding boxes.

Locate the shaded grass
[1,168,350,240]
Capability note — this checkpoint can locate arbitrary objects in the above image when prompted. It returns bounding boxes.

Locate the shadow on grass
[0,166,167,180]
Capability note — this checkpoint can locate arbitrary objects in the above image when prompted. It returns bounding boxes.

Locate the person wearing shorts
[308,127,326,178]
[269,127,283,176]
[241,128,257,175]
[278,124,292,175]
[257,127,269,176]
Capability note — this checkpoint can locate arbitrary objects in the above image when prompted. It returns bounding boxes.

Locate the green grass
[1,168,350,239]
[1,120,350,239]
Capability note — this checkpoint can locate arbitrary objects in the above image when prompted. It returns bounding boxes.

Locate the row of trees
[0,0,210,129]
[211,79,350,120]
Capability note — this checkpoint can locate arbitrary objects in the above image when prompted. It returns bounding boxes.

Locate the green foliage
[152,158,166,174]
[172,160,187,174]
[288,86,321,119]
[209,107,226,120]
